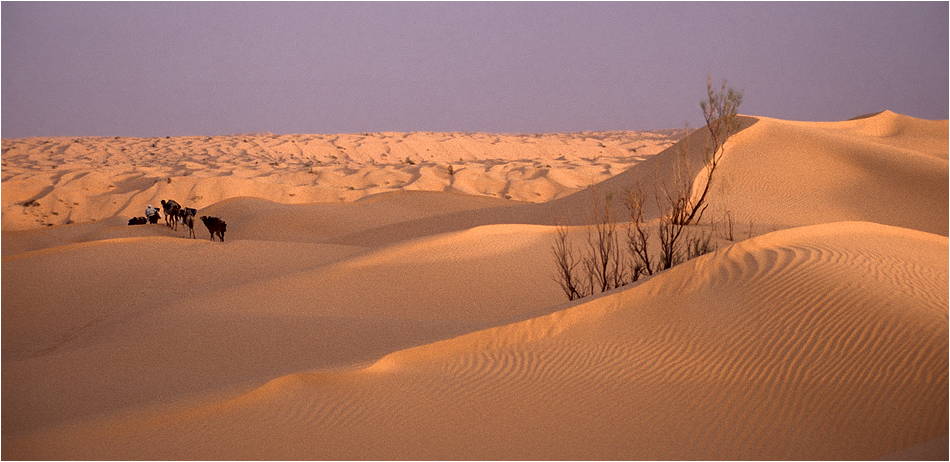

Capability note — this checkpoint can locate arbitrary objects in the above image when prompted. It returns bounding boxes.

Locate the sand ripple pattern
[321,223,943,458]
[141,223,944,460]
[5,223,945,460]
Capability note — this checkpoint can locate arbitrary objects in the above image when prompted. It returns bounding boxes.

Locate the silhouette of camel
[161,200,181,231]
[200,216,227,242]
[180,207,197,239]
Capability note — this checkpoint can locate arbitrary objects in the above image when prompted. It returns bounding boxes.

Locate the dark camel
[161,200,181,231]
[200,216,227,242]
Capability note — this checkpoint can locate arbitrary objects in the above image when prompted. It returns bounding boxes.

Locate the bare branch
[624,186,653,281]
[680,75,744,226]
[552,224,590,300]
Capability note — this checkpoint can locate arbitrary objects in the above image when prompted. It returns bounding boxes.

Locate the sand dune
[4,222,945,459]
[708,111,948,235]
[1,130,682,232]
[322,111,948,249]
[559,111,948,236]
[2,112,947,459]
[1,221,563,434]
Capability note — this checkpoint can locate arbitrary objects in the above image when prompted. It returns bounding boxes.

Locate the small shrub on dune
[686,230,716,260]
[714,209,736,241]
[624,187,654,282]
[583,190,628,293]
[552,224,591,301]
[678,75,743,226]
[553,75,740,301]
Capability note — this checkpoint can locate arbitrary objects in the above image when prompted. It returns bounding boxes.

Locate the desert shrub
[624,187,654,281]
[716,209,736,241]
[552,224,591,300]
[553,76,741,301]
[676,75,744,226]
[583,190,629,293]
[686,229,716,260]
[553,189,632,300]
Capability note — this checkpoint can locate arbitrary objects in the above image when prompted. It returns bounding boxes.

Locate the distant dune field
[2,112,946,459]
[0,129,684,232]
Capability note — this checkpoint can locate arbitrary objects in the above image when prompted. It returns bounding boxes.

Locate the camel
[161,199,181,230]
[200,216,227,242]
[180,207,197,239]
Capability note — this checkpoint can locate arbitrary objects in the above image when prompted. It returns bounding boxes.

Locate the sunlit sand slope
[323,111,948,248]
[553,111,947,233]
[5,222,945,460]
[2,221,565,434]
[707,111,948,235]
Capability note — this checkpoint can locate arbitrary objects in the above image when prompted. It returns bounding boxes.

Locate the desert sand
[2,111,947,459]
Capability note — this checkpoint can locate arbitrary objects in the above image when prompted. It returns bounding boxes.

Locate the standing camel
[161,200,181,231]
[180,207,197,239]
[200,216,227,242]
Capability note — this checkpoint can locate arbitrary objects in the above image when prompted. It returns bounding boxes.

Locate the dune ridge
[2,111,947,459]
[323,111,947,249]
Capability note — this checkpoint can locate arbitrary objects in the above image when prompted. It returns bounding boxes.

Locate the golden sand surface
[2,112,946,459]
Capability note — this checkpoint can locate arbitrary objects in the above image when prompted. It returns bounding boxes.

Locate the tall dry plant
[624,186,654,281]
[552,224,591,301]
[657,205,687,271]
[653,75,741,270]
[552,188,631,301]
[676,75,744,226]
[583,190,628,293]
[553,76,741,301]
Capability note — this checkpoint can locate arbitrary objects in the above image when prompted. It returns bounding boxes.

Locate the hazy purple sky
[3,2,947,138]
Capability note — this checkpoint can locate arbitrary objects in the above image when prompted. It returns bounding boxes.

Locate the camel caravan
[128,199,227,242]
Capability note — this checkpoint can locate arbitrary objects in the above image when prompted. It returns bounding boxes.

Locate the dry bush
[552,224,591,301]
[714,209,736,241]
[675,75,744,227]
[686,228,716,260]
[624,186,654,281]
[552,189,631,301]
[553,75,741,301]
[583,190,629,293]
[655,75,741,269]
